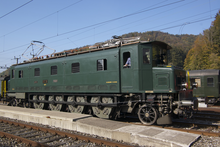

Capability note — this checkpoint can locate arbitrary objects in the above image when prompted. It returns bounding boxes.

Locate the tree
[184,10,220,70]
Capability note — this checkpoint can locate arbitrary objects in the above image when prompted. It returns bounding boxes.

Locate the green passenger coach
[187,69,220,104]
[4,39,197,125]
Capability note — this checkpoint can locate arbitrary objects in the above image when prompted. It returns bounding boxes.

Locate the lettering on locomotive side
[106,81,117,83]
[145,91,153,93]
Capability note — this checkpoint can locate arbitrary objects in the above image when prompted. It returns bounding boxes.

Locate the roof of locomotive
[12,40,171,66]
[188,69,220,76]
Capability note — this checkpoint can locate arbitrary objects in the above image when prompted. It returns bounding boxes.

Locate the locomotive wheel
[91,97,114,119]
[67,96,85,113]
[49,95,63,111]
[138,104,158,125]
[33,95,45,109]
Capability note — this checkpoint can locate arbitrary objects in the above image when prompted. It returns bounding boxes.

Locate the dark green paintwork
[8,41,184,95]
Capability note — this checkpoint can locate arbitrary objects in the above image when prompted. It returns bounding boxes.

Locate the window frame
[123,52,131,68]
[143,48,151,64]
[12,69,15,78]
[19,70,23,78]
[97,59,107,71]
[71,62,80,73]
[34,68,40,76]
[51,65,57,75]
[207,77,214,87]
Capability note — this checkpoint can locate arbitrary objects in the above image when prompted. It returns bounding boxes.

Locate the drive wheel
[91,97,114,119]
[67,96,85,113]
[138,104,157,125]
[49,95,63,111]
[33,95,45,109]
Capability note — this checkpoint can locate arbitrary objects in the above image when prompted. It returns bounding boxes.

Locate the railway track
[0,118,134,147]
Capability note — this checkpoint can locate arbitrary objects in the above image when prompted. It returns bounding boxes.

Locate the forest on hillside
[184,10,220,70]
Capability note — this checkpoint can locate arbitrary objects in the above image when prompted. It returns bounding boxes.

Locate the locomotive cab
[120,41,197,125]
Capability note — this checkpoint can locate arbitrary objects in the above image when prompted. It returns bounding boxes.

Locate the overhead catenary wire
[0,0,33,19]
[0,0,184,54]
[40,0,185,41]
[0,0,83,38]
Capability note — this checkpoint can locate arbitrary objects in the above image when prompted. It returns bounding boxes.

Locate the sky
[0,0,219,72]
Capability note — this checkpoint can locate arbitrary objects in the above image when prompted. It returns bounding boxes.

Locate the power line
[158,17,214,31]
[0,0,33,19]
[40,0,185,41]
[0,0,184,54]
[0,0,83,38]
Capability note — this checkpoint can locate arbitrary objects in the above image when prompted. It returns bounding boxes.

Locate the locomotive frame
[2,40,197,125]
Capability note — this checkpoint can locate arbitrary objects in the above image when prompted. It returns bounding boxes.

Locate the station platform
[0,105,200,147]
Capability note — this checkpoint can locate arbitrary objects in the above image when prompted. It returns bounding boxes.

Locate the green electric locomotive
[3,38,197,125]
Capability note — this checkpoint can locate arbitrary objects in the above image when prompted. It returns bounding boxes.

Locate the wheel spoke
[138,105,157,125]
[67,96,84,113]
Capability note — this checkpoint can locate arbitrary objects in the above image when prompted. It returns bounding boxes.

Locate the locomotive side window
[207,77,214,87]
[152,44,168,67]
[97,59,107,71]
[19,70,23,78]
[34,68,40,76]
[143,48,150,64]
[72,62,80,73]
[123,52,131,68]
[12,70,15,78]
[51,66,57,75]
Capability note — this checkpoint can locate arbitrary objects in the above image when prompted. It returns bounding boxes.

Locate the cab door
[140,44,153,91]
[121,47,134,92]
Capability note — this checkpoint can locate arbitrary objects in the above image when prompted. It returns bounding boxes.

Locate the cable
[0,0,33,19]
[40,0,185,41]
[159,17,214,31]
[0,0,184,53]
[0,0,83,38]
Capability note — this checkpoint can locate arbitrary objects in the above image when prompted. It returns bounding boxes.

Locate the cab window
[19,70,23,78]
[12,70,15,78]
[123,52,131,68]
[143,48,150,64]
[152,44,168,67]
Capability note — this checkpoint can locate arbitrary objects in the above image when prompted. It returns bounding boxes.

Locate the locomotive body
[3,40,197,125]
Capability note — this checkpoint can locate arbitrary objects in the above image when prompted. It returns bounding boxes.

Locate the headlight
[181,82,188,89]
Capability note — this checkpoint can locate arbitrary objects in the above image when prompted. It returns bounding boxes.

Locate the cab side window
[143,48,150,64]
[12,70,15,78]
[19,70,23,78]
[123,52,131,68]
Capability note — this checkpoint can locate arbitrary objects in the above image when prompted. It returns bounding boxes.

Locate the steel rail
[0,130,49,147]
[0,118,134,147]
